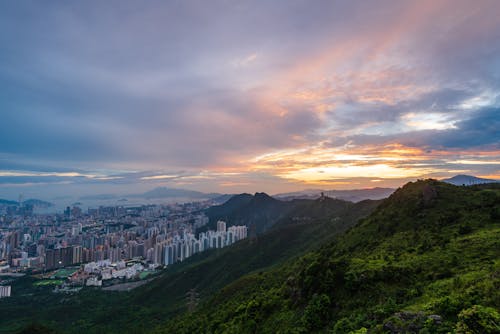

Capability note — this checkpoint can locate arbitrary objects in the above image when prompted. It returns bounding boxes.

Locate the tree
[455,305,500,334]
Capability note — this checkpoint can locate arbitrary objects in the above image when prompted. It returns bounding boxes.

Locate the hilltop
[203,192,296,235]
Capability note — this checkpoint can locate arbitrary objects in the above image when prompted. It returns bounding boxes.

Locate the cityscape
[0,1,499,332]
[0,200,247,296]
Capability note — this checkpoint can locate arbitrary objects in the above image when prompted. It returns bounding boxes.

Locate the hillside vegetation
[204,192,380,235]
[156,180,500,333]
[2,196,379,334]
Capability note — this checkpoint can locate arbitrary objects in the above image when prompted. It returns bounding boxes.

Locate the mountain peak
[138,187,215,199]
[442,174,498,186]
[253,192,273,199]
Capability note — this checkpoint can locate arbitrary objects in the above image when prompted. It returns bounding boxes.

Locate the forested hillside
[156,180,500,333]
[3,195,379,333]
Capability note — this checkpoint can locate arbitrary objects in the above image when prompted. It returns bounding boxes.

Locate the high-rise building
[153,243,164,265]
[60,247,73,267]
[72,246,83,264]
[164,245,175,266]
[45,248,58,270]
[216,220,227,233]
[45,247,74,270]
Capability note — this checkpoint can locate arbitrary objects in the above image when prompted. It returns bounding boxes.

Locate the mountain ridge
[4,180,500,334]
[274,187,395,202]
[204,192,296,235]
[0,198,53,208]
[2,193,381,334]
[158,179,500,333]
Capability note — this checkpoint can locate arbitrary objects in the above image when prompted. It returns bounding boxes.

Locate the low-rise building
[0,285,11,298]
[86,276,102,287]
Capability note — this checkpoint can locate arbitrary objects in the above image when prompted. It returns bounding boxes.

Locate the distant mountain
[273,188,324,198]
[0,198,53,208]
[0,198,18,206]
[133,187,221,199]
[79,194,119,200]
[23,198,54,208]
[274,187,395,202]
[79,190,232,203]
[442,174,499,186]
[208,193,236,205]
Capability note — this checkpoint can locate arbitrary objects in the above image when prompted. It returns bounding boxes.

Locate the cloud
[231,53,259,68]
[0,0,499,198]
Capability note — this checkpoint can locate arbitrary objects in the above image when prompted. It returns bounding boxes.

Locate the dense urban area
[0,200,247,296]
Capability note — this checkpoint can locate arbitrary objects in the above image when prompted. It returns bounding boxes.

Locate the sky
[1,0,499,200]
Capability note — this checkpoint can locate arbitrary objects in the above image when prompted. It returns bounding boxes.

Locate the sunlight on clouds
[140,174,179,180]
[219,182,251,187]
[478,174,500,179]
[446,169,472,174]
[0,171,99,178]
[280,164,429,182]
[178,175,214,180]
[92,176,124,180]
[402,112,457,130]
[1,181,74,187]
[247,142,500,187]
[448,160,500,165]
[252,144,427,169]
[249,144,430,184]
[458,92,498,110]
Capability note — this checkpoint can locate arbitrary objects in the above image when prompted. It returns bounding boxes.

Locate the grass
[33,280,64,287]
[53,268,78,278]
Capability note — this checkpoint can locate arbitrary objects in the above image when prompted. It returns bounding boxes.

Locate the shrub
[455,305,500,334]
[302,293,332,330]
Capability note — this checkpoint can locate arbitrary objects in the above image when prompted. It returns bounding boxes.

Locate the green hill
[7,180,499,333]
[3,195,378,334]
[155,180,500,333]
[273,196,380,229]
[204,192,380,236]
[204,192,298,235]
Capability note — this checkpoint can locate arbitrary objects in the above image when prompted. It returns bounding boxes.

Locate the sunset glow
[0,0,499,198]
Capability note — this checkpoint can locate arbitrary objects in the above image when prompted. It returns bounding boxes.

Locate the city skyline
[1,0,499,199]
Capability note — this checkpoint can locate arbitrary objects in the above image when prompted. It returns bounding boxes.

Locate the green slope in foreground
[156,180,500,333]
[2,197,378,334]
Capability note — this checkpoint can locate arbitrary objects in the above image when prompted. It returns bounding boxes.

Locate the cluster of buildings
[65,259,148,287]
[0,201,248,292]
[160,221,247,266]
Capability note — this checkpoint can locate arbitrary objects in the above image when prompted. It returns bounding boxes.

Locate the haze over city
[1,0,499,200]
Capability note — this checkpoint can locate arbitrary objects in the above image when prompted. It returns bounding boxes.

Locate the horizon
[1,174,497,206]
[1,1,499,200]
